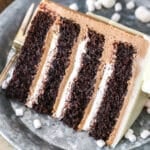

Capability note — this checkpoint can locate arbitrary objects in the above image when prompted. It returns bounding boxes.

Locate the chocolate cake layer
[6,11,55,102]
[62,29,105,129]
[33,18,80,114]
[89,42,136,140]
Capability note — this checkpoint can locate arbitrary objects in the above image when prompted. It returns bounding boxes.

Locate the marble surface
[0,0,150,150]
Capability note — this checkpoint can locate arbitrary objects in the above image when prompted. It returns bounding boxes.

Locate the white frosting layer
[142,36,150,95]
[54,37,89,118]
[26,33,60,108]
[111,35,150,147]
[82,64,114,130]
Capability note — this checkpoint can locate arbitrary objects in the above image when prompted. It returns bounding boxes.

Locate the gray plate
[0,0,150,150]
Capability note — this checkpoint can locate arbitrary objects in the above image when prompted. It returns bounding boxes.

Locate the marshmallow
[135,6,150,23]
[1,80,9,89]
[15,108,24,117]
[86,0,96,12]
[102,0,116,8]
[128,134,137,142]
[147,108,150,114]
[142,80,150,94]
[125,128,136,142]
[145,100,150,108]
[111,13,121,22]
[69,3,79,11]
[140,130,150,139]
[125,129,134,138]
[33,119,42,129]
[114,2,122,12]
[128,129,134,134]
[96,139,105,148]
[94,0,102,10]
[126,1,135,10]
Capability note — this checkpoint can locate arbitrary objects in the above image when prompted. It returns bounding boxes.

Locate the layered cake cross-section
[4,0,150,147]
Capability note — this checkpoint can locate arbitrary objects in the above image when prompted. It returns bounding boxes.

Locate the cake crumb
[140,130,150,139]
[33,119,42,129]
[126,1,135,10]
[147,108,150,114]
[102,0,116,8]
[15,108,24,117]
[96,139,105,148]
[135,6,150,23]
[114,2,122,12]
[111,13,121,22]
[69,3,79,11]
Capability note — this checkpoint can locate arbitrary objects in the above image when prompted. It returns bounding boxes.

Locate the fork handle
[0,53,18,86]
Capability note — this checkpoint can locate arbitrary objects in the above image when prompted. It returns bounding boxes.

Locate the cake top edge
[39,0,149,42]
[37,0,150,57]
[87,12,150,40]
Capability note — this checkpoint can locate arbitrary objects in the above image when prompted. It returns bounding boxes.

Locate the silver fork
[0,3,35,86]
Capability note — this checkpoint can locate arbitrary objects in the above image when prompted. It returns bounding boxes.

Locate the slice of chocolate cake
[88,42,136,141]
[6,6,56,103]
[56,29,105,129]
[4,0,150,147]
[26,16,80,114]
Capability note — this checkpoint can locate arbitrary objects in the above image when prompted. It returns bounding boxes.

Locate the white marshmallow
[142,80,150,94]
[140,130,150,139]
[96,139,105,148]
[114,2,122,12]
[102,0,116,8]
[145,100,150,108]
[69,3,79,11]
[128,134,136,142]
[125,129,134,138]
[33,119,42,129]
[126,1,135,10]
[125,128,136,143]
[125,133,130,139]
[94,0,102,10]
[125,129,135,141]
[111,13,121,22]
[135,6,150,23]
[15,108,24,117]
[128,129,134,134]
[1,80,9,89]
[86,0,96,12]
[147,108,150,114]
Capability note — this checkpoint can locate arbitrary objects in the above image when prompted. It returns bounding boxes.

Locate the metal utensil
[0,3,35,86]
